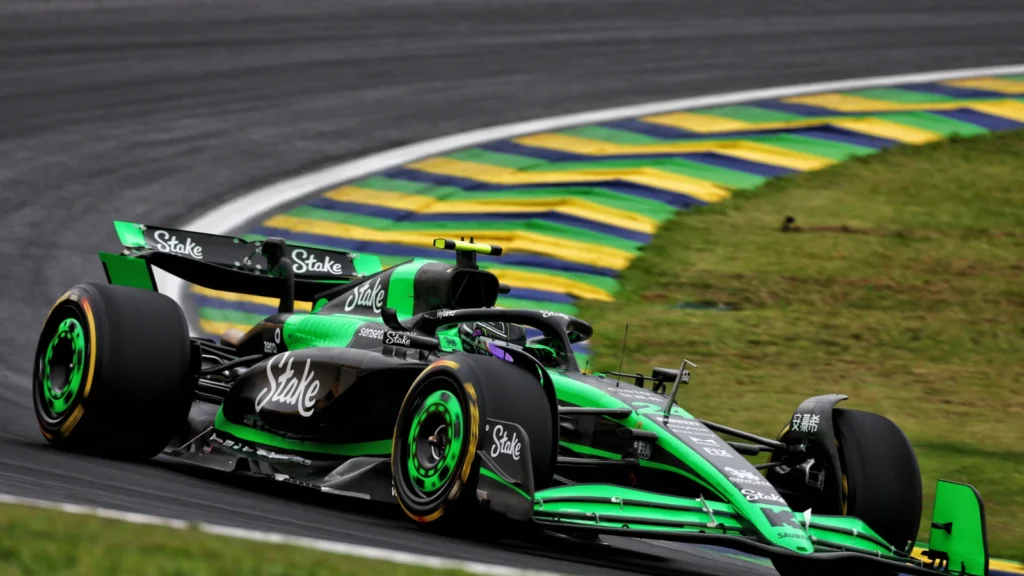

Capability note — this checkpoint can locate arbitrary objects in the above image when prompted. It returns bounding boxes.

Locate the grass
[577,130,1024,559]
[0,503,469,576]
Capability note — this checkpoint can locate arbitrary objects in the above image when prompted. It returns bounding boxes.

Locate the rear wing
[99,221,381,308]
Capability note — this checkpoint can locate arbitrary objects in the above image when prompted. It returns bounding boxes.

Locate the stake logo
[255,353,321,417]
[344,277,386,314]
[490,424,522,460]
[153,229,203,259]
[385,331,411,346]
[741,488,787,504]
[291,248,346,275]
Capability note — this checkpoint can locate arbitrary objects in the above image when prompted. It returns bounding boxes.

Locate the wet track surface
[2,1,1024,573]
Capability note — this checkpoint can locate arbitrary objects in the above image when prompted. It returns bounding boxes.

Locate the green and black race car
[34,221,991,576]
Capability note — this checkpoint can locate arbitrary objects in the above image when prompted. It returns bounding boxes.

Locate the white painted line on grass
[160,62,1024,327]
[0,492,565,576]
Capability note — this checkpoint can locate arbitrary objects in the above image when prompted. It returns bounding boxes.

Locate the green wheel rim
[406,388,464,495]
[42,317,87,415]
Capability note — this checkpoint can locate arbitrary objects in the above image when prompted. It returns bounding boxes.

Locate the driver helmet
[458,321,526,357]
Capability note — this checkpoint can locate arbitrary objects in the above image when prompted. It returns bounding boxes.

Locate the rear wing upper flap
[105,221,381,301]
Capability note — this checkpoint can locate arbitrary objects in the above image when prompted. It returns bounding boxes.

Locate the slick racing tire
[33,283,193,460]
[833,408,922,551]
[772,409,920,576]
[391,355,554,528]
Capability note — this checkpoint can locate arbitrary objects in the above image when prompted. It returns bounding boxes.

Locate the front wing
[531,483,989,576]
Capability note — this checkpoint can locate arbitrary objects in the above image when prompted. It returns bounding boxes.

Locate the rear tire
[33,283,193,460]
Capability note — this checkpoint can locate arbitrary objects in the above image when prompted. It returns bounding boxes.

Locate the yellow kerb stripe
[641,111,755,132]
[513,133,832,172]
[943,77,1024,95]
[830,117,942,145]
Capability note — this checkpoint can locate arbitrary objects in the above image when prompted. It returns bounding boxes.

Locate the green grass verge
[577,130,1024,560]
[0,503,469,576]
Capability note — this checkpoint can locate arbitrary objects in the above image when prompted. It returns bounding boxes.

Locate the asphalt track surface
[2,2,1024,574]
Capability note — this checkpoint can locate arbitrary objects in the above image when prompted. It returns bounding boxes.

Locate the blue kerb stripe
[306,197,653,243]
[934,109,1023,131]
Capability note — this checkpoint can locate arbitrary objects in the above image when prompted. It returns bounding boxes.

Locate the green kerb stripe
[881,112,990,137]
[693,105,807,123]
[845,88,958,104]
[559,125,665,144]
[448,148,545,169]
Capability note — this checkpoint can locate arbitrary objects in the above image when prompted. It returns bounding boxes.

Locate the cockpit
[449,320,576,371]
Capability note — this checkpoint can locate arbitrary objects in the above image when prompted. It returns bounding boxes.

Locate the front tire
[391,355,555,527]
[834,408,922,550]
[33,283,193,460]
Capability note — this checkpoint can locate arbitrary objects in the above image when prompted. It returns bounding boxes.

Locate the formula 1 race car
[34,221,990,576]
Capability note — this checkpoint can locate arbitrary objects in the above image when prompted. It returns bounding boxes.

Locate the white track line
[0,492,564,576]
[163,63,1024,327]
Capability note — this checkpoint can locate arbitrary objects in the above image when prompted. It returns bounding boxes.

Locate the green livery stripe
[283,313,366,349]
[214,410,392,457]
[112,220,147,248]
[479,468,530,500]
[385,260,429,317]
[99,252,155,291]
